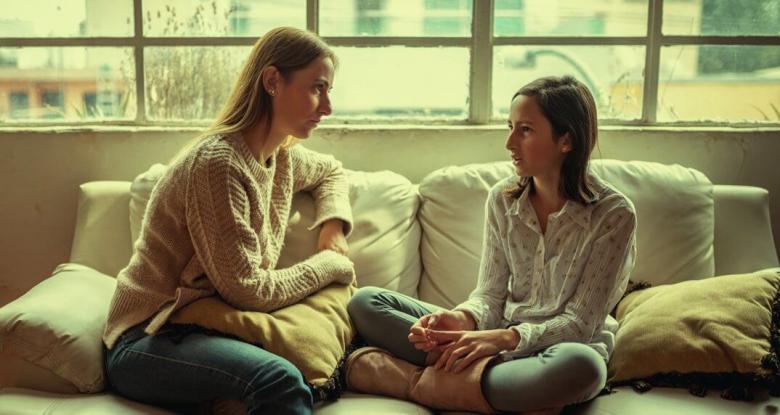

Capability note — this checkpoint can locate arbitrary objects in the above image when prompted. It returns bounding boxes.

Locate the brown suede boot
[345,347,495,414]
[344,346,420,399]
[409,356,495,414]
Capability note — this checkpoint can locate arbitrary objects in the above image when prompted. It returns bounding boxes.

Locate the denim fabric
[104,323,312,415]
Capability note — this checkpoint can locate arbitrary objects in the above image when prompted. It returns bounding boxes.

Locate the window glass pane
[9,92,30,118]
[493,46,645,120]
[41,91,64,119]
[0,0,133,37]
[145,47,248,120]
[320,0,472,37]
[658,45,780,122]
[664,0,780,35]
[329,47,468,118]
[0,47,135,121]
[495,0,648,37]
[143,0,304,37]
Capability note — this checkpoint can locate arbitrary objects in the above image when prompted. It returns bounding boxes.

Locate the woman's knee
[246,356,311,401]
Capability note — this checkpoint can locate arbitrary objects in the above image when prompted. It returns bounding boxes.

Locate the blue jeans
[104,322,313,415]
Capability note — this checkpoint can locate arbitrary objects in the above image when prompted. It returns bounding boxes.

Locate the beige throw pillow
[609,268,780,399]
[171,283,356,387]
[0,263,116,393]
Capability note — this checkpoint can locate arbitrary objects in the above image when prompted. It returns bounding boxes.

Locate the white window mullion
[133,0,146,124]
[307,0,319,34]
[641,0,663,124]
[469,0,493,124]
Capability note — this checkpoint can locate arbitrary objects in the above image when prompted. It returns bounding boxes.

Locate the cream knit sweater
[103,133,354,349]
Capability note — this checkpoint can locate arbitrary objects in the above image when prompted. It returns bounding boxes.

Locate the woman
[103,27,354,415]
[348,76,637,414]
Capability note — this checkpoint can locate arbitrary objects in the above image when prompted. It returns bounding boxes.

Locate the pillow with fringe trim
[608,268,780,401]
[171,282,356,402]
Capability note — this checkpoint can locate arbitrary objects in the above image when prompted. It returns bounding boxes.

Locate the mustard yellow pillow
[171,283,356,389]
[609,268,780,399]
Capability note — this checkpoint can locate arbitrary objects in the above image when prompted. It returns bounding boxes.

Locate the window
[0,0,778,125]
[355,0,387,36]
[9,92,29,119]
[657,0,780,122]
[83,90,123,118]
[41,90,64,119]
[422,0,471,36]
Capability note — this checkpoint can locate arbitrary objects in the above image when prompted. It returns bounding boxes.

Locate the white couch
[1,158,779,415]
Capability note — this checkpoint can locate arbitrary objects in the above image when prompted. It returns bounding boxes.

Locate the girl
[103,27,354,415]
[348,76,636,414]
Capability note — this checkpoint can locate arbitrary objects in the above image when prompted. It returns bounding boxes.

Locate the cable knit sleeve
[508,200,637,356]
[452,186,510,330]
[185,148,354,312]
[288,145,354,236]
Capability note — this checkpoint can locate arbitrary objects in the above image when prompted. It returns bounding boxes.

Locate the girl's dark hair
[504,75,598,204]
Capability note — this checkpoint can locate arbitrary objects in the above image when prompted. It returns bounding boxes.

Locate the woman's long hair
[174,27,336,160]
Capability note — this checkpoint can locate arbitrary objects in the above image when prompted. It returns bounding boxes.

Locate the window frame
[0,0,778,127]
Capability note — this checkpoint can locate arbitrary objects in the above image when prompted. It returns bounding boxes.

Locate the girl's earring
[269,89,276,96]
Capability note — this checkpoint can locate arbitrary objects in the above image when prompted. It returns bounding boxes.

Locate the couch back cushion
[70,181,133,277]
[416,159,714,308]
[130,165,422,296]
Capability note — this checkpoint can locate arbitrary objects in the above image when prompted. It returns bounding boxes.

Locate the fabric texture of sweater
[103,133,354,349]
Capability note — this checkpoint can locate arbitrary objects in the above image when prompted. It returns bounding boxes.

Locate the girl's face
[272,56,334,139]
[505,94,571,178]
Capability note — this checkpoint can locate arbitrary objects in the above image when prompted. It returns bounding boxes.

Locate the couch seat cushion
[0,389,433,415]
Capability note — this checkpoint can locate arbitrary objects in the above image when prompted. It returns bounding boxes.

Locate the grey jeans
[347,286,607,413]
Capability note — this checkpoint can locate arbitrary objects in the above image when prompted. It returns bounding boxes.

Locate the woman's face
[273,56,334,139]
[505,94,570,178]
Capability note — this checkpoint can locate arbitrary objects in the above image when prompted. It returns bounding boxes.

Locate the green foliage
[122,1,246,121]
[698,0,780,74]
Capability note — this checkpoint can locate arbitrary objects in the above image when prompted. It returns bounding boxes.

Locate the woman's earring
[269,89,276,96]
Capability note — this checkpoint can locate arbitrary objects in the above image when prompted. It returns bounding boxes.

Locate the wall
[1,126,778,306]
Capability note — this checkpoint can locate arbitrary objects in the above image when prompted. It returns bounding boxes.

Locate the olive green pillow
[171,283,356,388]
[609,268,780,399]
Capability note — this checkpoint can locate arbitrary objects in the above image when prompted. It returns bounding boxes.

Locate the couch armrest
[69,181,133,277]
[713,185,779,275]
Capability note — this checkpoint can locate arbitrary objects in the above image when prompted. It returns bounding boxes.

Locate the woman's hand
[427,329,520,373]
[318,219,349,256]
[408,310,476,352]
